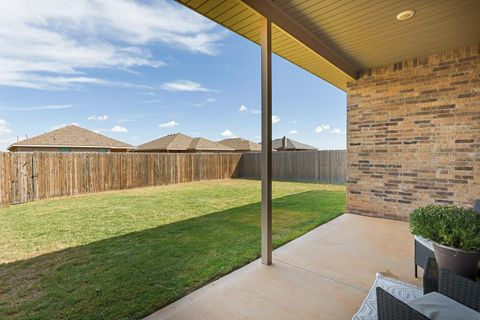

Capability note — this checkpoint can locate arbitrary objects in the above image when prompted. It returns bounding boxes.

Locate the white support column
[261,17,272,265]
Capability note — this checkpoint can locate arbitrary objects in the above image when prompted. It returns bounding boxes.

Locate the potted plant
[410,205,480,279]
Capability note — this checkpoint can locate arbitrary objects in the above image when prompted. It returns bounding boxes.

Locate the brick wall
[346,44,480,221]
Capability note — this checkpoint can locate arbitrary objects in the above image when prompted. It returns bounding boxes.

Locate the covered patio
[145,0,479,319]
[146,214,420,319]
[172,0,479,263]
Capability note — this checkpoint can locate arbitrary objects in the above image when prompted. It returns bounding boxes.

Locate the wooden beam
[261,17,272,265]
[241,0,357,80]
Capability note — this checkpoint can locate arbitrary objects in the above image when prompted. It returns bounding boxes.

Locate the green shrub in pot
[410,205,480,279]
[410,205,480,250]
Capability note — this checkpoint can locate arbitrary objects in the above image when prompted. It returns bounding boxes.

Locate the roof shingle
[137,133,234,152]
[8,125,132,150]
[218,138,261,151]
[272,137,316,151]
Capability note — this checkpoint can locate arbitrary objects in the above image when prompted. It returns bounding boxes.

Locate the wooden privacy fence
[235,150,346,184]
[0,152,242,205]
[0,150,346,205]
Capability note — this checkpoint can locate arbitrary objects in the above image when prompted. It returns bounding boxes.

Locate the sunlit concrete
[145,214,421,320]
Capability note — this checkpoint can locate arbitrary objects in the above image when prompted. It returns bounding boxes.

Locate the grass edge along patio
[0,180,345,319]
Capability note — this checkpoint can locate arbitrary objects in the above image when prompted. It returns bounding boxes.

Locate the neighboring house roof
[272,137,317,151]
[188,137,234,151]
[8,125,133,150]
[218,138,261,151]
[137,133,192,151]
[136,133,235,152]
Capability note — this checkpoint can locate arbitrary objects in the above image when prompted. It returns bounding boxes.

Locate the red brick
[346,44,480,221]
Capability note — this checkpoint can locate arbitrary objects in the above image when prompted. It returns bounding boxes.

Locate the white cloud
[329,128,345,134]
[51,122,79,130]
[191,97,216,108]
[88,115,108,121]
[0,119,11,133]
[141,99,160,104]
[313,124,345,134]
[0,73,151,91]
[239,105,247,112]
[0,119,15,151]
[161,80,211,92]
[288,130,298,135]
[221,129,236,138]
[272,115,280,124]
[110,125,128,133]
[251,109,260,114]
[292,120,298,124]
[0,136,16,151]
[0,0,224,90]
[314,124,331,133]
[158,120,178,128]
[0,104,73,111]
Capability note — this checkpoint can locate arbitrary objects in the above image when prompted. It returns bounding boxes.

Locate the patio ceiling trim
[241,0,357,80]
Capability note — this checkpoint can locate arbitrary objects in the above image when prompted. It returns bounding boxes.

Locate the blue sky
[0,0,346,151]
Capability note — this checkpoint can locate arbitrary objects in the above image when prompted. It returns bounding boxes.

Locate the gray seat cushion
[406,292,480,320]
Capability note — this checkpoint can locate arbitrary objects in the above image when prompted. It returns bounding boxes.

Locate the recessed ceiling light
[396,10,415,21]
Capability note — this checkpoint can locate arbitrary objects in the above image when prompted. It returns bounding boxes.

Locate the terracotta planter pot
[433,242,480,279]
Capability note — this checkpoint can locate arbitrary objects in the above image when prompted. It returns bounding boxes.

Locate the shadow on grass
[0,190,345,320]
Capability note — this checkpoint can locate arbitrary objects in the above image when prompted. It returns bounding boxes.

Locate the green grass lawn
[0,179,345,320]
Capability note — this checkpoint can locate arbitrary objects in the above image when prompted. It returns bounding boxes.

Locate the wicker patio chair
[376,264,480,319]
[423,256,439,294]
[376,287,430,320]
[438,268,480,312]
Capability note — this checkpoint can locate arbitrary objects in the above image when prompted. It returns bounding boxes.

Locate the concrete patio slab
[145,214,421,320]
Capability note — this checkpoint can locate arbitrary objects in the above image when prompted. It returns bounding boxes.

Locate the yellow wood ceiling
[176,0,480,91]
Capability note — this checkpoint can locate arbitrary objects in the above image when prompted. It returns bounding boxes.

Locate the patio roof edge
[240,0,357,81]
